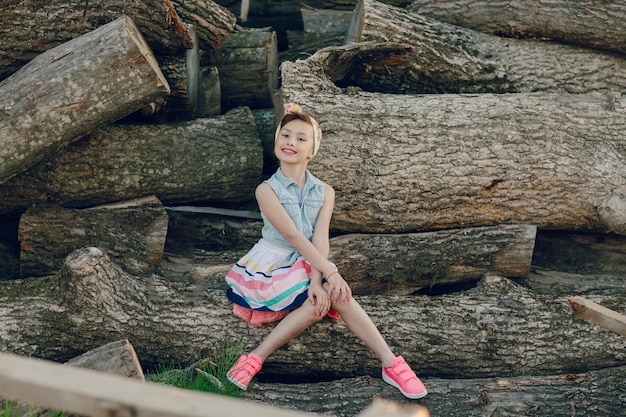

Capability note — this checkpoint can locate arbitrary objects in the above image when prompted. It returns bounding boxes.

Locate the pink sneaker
[382,356,428,399]
[227,353,262,390]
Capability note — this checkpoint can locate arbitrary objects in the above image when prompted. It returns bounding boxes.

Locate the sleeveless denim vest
[261,168,325,252]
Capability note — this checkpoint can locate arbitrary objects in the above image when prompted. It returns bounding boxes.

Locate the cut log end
[124,16,171,94]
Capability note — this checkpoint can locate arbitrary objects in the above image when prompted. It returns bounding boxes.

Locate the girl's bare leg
[331,298,396,367]
[252,301,322,361]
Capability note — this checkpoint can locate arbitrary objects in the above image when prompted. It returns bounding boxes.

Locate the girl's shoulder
[255,181,275,201]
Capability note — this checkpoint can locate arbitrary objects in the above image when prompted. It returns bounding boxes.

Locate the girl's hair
[274,103,323,157]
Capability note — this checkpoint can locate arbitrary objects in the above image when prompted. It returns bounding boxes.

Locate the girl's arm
[255,182,336,276]
[312,184,351,303]
[311,183,334,260]
[310,183,351,304]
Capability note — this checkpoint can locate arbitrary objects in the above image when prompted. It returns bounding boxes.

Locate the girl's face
[275,119,315,165]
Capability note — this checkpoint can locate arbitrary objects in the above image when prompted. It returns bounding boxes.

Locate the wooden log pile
[1,0,626,416]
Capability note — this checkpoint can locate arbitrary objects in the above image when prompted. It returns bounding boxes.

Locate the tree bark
[18,196,169,277]
[279,47,626,235]
[0,0,236,81]
[134,26,202,121]
[408,0,626,57]
[247,366,626,417]
[0,16,170,185]
[210,27,279,110]
[0,107,263,214]
[345,0,626,94]
[0,247,623,381]
[328,224,536,295]
[163,219,536,295]
[300,5,353,36]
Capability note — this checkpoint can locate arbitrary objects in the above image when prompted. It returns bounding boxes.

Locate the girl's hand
[326,272,352,304]
[308,282,330,316]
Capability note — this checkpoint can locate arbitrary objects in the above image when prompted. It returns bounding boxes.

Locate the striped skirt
[226,239,311,322]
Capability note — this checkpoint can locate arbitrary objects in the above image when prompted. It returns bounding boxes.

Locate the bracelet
[326,270,340,281]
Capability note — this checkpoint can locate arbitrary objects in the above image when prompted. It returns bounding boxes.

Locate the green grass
[146,342,246,398]
[0,401,64,417]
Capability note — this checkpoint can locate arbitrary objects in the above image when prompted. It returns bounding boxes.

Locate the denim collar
[274,167,319,195]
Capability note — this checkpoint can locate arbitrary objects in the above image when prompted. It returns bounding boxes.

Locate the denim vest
[261,168,325,252]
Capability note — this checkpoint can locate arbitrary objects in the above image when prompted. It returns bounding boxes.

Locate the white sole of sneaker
[227,373,248,390]
[382,373,428,399]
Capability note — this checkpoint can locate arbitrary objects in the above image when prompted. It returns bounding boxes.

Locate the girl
[225,103,427,399]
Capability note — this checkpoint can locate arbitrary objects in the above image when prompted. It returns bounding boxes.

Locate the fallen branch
[567,296,626,337]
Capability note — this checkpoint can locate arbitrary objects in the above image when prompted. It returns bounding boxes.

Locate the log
[567,296,626,337]
[0,107,263,214]
[300,5,353,37]
[0,16,170,184]
[196,66,223,118]
[248,366,626,417]
[2,339,145,417]
[64,339,145,381]
[328,224,536,295]
[0,0,236,81]
[281,31,348,62]
[163,218,536,295]
[279,46,626,235]
[407,0,626,56]
[0,352,317,417]
[345,0,626,94]
[134,28,219,120]
[1,248,623,381]
[526,230,626,296]
[134,26,202,121]
[18,195,169,277]
[210,27,279,110]
[163,206,262,256]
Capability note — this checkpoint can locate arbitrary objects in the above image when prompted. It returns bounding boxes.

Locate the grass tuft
[146,342,246,397]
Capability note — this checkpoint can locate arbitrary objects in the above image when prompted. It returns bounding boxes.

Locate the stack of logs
[1,0,625,416]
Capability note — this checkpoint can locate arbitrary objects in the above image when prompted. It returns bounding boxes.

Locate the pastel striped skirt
[226,239,311,324]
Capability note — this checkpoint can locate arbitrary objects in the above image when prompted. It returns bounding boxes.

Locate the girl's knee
[330,297,358,314]
[297,301,325,323]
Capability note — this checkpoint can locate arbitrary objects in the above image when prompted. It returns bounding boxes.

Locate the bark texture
[408,0,626,56]
[0,107,262,213]
[247,366,626,417]
[0,247,623,381]
[210,27,279,110]
[0,0,236,81]
[279,47,626,235]
[136,26,202,121]
[346,0,626,94]
[19,196,169,277]
[328,224,536,295]
[0,16,170,184]
[161,222,536,295]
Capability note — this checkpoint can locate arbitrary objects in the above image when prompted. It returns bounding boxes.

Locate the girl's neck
[279,163,307,189]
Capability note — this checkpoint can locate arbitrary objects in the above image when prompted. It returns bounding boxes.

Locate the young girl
[225,103,427,399]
